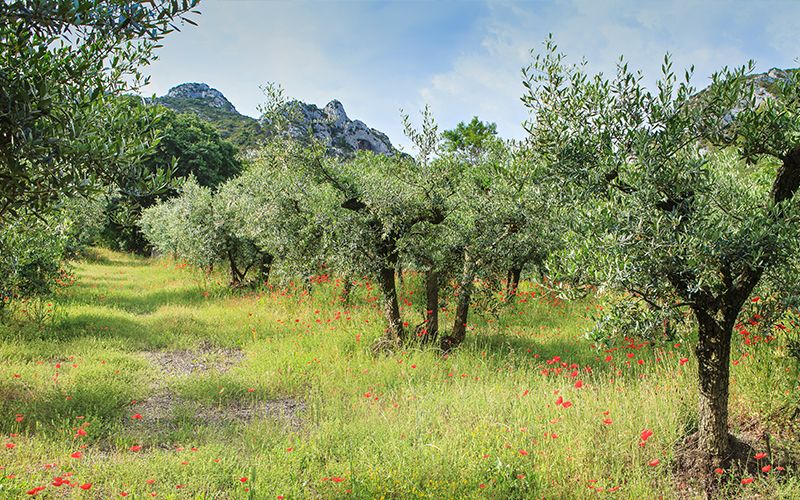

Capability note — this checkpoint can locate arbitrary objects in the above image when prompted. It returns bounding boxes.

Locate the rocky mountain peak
[323,100,348,128]
[166,83,237,113]
[157,83,397,156]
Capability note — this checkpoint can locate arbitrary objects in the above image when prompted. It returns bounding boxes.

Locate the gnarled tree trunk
[377,263,404,346]
[441,251,475,351]
[422,269,439,343]
[227,248,243,287]
[693,308,734,470]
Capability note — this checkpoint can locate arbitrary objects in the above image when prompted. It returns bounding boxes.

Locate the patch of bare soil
[196,397,306,430]
[126,342,304,433]
[140,340,244,376]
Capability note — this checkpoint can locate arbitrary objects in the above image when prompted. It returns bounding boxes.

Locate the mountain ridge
[155,83,398,157]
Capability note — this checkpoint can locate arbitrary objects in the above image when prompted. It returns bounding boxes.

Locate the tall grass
[0,249,796,497]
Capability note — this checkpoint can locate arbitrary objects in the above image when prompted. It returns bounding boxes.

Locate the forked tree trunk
[693,307,735,470]
[377,264,404,345]
[442,252,475,351]
[227,249,243,286]
[423,269,439,343]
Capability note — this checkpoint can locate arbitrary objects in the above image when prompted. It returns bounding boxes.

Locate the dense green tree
[147,109,242,189]
[106,105,242,253]
[523,38,800,485]
[442,116,499,160]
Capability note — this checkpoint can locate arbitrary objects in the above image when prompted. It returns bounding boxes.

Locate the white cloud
[143,0,800,151]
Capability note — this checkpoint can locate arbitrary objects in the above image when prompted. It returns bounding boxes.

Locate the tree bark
[227,249,243,286]
[257,253,273,286]
[422,269,439,343]
[377,264,404,345]
[506,266,522,303]
[442,252,475,351]
[693,307,735,470]
[340,274,354,304]
[396,259,404,287]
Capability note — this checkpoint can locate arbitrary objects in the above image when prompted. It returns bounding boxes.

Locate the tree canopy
[0,0,199,222]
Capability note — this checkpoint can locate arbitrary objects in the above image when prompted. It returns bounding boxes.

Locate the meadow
[0,248,798,498]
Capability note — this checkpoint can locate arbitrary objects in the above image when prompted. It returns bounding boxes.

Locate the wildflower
[70,451,82,459]
[648,459,660,466]
[80,483,92,490]
[741,477,754,485]
[754,452,767,460]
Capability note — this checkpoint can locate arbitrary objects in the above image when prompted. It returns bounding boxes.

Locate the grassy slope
[0,249,797,498]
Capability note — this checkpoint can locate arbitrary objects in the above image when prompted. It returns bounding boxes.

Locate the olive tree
[1,0,199,222]
[523,38,800,480]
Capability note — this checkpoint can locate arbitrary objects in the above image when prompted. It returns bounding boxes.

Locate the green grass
[0,248,797,498]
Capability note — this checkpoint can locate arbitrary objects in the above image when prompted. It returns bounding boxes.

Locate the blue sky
[143,0,800,151]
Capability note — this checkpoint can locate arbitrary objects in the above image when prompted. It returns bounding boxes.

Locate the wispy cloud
[144,0,800,149]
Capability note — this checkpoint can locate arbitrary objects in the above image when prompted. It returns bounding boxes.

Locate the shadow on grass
[467,330,602,370]
[61,285,211,315]
[1,307,212,352]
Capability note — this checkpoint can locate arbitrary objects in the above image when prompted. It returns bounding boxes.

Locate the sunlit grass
[0,248,797,497]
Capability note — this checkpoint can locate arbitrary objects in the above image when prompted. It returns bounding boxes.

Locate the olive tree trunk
[257,253,274,286]
[377,263,404,345]
[506,266,522,303]
[693,308,734,468]
[422,269,439,343]
[340,274,354,304]
[441,252,475,351]
[227,248,243,287]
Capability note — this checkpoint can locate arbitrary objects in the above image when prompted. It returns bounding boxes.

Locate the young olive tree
[523,38,800,479]
[437,138,557,350]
